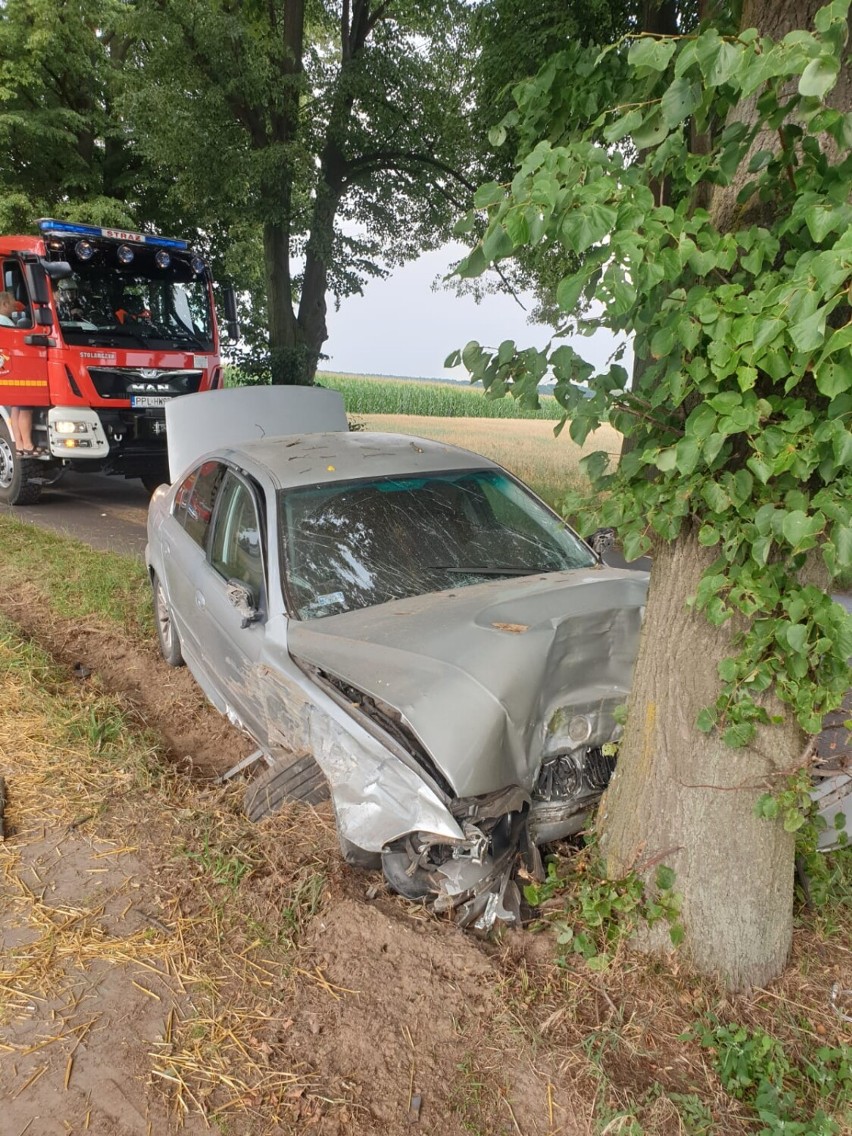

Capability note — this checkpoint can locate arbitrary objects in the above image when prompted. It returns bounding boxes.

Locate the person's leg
[10,408,34,451]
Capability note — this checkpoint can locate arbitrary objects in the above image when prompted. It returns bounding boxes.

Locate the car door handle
[195,590,206,609]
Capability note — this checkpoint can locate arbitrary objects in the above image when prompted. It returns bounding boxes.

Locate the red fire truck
[0,219,238,505]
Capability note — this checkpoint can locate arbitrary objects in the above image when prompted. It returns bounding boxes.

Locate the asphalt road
[0,470,150,559]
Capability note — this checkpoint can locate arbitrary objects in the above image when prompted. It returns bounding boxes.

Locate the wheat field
[360,414,622,508]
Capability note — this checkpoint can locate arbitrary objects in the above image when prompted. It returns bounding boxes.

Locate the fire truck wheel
[141,471,169,495]
[0,419,42,506]
[152,572,184,667]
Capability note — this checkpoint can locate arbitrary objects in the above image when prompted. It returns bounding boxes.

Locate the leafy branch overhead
[449,0,852,743]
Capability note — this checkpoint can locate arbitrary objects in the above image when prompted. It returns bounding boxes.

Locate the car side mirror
[223,285,240,342]
[226,578,262,628]
[587,527,616,558]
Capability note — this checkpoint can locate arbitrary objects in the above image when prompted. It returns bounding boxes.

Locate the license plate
[131,395,172,408]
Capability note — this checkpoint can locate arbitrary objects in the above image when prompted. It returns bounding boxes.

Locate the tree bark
[598,527,800,990]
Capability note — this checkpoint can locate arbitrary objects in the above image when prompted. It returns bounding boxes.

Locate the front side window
[209,473,265,604]
[281,469,595,619]
[174,460,226,549]
[1,261,33,328]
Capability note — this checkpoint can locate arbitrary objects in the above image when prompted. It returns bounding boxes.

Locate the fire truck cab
[0,219,237,505]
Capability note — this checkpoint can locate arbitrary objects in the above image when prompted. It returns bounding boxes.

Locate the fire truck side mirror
[223,285,241,342]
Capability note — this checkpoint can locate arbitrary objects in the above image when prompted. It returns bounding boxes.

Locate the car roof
[221,430,501,491]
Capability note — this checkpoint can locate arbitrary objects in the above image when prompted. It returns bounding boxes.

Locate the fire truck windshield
[54,266,214,351]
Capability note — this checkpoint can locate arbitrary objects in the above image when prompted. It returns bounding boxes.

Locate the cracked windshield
[282,469,596,619]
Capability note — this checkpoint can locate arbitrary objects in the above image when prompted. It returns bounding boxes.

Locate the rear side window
[173,460,226,549]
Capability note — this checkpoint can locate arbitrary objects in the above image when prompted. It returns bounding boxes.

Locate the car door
[0,257,50,407]
[192,468,270,745]
[159,459,228,704]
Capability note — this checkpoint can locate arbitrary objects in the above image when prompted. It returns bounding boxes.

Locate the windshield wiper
[430,565,543,576]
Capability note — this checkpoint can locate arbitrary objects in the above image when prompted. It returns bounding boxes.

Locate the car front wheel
[152,572,184,667]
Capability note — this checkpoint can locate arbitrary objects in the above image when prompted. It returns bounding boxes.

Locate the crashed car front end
[285,569,648,929]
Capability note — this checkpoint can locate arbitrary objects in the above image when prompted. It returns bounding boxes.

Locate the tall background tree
[454,0,852,989]
[0,0,147,230]
[123,0,480,383]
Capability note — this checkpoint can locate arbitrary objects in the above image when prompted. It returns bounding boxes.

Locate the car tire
[0,419,43,506]
[244,753,330,821]
[141,468,169,495]
[152,572,184,667]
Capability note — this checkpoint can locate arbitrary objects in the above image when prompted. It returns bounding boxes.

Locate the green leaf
[707,41,742,88]
[661,77,702,128]
[655,447,677,472]
[561,203,617,253]
[628,36,677,72]
[703,480,730,513]
[724,721,756,747]
[603,107,644,143]
[698,524,720,546]
[789,307,827,353]
[656,865,676,891]
[781,510,819,548]
[503,208,530,246]
[675,436,701,475]
[753,319,785,352]
[696,707,716,733]
[633,109,670,149]
[816,358,852,399]
[556,273,586,313]
[785,624,809,653]
[798,55,840,99]
[473,182,505,209]
[481,224,513,263]
[457,246,487,279]
[747,455,771,484]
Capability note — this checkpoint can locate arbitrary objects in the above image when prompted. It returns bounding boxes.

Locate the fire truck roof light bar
[37,219,189,252]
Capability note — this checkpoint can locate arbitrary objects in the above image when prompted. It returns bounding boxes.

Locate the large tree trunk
[263,219,312,385]
[601,0,840,991]
[599,528,801,990]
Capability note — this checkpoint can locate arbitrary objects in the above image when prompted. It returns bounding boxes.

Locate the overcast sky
[323,241,631,382]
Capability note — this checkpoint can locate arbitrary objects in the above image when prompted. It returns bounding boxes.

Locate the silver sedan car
[146,387,648,927]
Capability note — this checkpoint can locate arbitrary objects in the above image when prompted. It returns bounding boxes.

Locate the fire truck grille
[88,368,204,399]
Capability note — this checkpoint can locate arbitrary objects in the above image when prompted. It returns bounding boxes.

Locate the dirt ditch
[0,585,582,1135]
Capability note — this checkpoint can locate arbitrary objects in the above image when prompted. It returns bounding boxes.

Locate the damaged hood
[287,568,648,797]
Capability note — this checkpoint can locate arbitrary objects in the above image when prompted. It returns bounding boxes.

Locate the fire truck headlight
[190,255,205,275]
[117,244,134,265]
[75,240,94,261]
[155,249,171,269]
[55,420,89,435]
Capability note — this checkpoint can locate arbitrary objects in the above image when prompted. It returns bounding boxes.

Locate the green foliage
[524,846,683,969]
[122,0,480,380]
[454,1,852,741]
[0,0,163,230]
[692,1016,852,1135]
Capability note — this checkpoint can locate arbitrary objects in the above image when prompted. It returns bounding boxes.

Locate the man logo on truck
[0,219,239,506]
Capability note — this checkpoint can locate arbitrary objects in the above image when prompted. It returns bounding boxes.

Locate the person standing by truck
[0,291,39,456]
